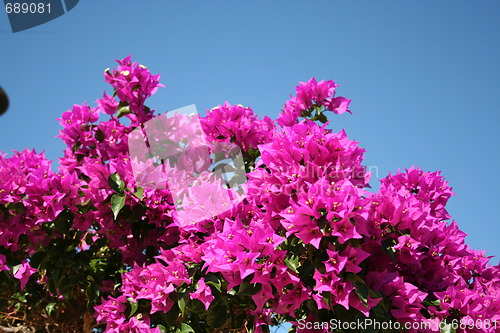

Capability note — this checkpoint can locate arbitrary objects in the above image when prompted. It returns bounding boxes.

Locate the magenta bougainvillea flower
[277,77,351,127]
[0,254,9,272]
[190,278,214,310]
[13,260,36,290]
[201,102,275,152]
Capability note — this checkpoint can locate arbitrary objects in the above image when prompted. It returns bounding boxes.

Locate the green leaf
[72,140,82,153]
[90,259,104,273]
[157,325,167,333]
[381,238,397,262]
[301,109,312,117]
[30,251,47,269]
[108,173,125,194]
[298,258,314,280]
[352,275,369,305]
[85,280,100,302]
[178,296,187,315]
[128,297,138,318]
[111,193,126,220]
[53,210,73,235]
[163,303,180,325]
[440,323,456,333]
[11,264,22,276]
[371,299,390,319]
[95,128,105,143]
[133,187,144,200]
[204,273,223,293]
[6,202,26,215]
[207,305,228,328]
[316,112,328,123]
[205,280,222,293]
[45,302,56,316]
[237,280,261,296]
[178,323,194,333]
[59,277,78,299]
[117,106,132,118]
[423,299,441,307]
[284,255,299,273]
[76,198,93,214]
[186,299,205,314]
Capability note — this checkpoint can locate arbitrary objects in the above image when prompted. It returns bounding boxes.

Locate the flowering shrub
[0,57,498,333]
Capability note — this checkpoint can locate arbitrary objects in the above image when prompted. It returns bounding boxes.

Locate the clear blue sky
[1,0,499,318]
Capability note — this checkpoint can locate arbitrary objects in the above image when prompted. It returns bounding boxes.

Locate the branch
[0,325,34,333]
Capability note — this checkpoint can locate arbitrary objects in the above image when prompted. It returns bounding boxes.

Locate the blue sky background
[0,1,499,330]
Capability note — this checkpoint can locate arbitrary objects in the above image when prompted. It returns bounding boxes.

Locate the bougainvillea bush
[0,57,498,333]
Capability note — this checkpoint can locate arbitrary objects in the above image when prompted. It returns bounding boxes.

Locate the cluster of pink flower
[201,102,275,152]
[104,55,164,125]
[364,167,500,326]
[0,57,498,332]
[0,149,79,248]
[277,77,351,127]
